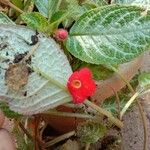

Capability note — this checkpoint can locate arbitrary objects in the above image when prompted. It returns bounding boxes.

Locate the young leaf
[113,0,150,9]
[66,0,85,19]
[66,5,150,65]
[21,12,49,33]
[0,25,72,115]
[33,0,49,17]
[0,12,15,24]
[138,72,150,89]
[77,122,107,144]
[48,0,62,20]
[33,0,62,20]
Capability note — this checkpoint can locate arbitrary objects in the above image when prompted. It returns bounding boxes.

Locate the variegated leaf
[66,5,150,65]
[113,0,150,9]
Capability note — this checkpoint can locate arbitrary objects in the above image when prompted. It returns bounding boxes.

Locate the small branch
[84,100,123,129]
[19,122,43,147]
[19,122,33,141]
[44,131,75,148]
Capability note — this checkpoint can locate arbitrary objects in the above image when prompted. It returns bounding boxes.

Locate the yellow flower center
[72,80,81,89]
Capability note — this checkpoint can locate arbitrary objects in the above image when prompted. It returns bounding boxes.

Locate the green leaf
[0,25,72,115]
[66,5,150,65]
[103,97,128,114]
[72,58,113,80]
[48,0,62,20]
[77,122,107,144]
[11,0,24,10]
[85,0,108,6]
[63,0,94,28]
[13,126,33,150]
[0,102,21,118]
[138,72,150,89]
[50,11,69,30]
[113,0,150,9]
[66,0,88,19]
[21,12,49,33]
[33,0,49,17]
[0,12,15,25]
[51,11,67,23]
[33,0,62,19]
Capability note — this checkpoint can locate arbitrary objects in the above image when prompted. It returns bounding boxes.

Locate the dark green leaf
[77,122,107,144]
[66,5,150,65]
[138,72,150,89]
[0,102,21,118]
[21,12,49,33]
[113,0,150,9]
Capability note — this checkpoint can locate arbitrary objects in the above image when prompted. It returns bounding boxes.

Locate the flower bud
[54,29,68,41]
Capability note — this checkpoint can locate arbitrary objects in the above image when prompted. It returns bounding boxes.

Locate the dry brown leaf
[5,63,29,91]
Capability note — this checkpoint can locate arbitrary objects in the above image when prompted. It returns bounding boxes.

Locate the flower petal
[79,68,92,78]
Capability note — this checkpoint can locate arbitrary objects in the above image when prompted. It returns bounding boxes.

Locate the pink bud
[54,29,68,41]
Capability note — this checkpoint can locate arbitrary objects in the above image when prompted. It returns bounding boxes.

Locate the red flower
[53,29,68,41]
[67,68,96,104]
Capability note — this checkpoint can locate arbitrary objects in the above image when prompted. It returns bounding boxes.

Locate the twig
[19,122,33,141]
[84,100,123,129]
[44,131,75,148]
[19,122,43,147]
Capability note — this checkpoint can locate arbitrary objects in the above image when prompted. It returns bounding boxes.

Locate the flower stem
[84,100,123,129]
[43,110,96,119]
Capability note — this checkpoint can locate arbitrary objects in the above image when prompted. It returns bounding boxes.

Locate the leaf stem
[85,143,90,150]
[120,92,139,119]
[84,100,123,129]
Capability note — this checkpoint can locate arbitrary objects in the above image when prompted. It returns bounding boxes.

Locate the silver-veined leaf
[0,12,15,25]
[113,0,150,9]
[66,5,150,65]
[0,25,72,115]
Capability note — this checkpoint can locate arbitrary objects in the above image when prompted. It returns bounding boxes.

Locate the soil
[121,51,150,150]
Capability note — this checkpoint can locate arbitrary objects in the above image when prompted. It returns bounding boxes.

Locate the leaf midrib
[70,26,150,36]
